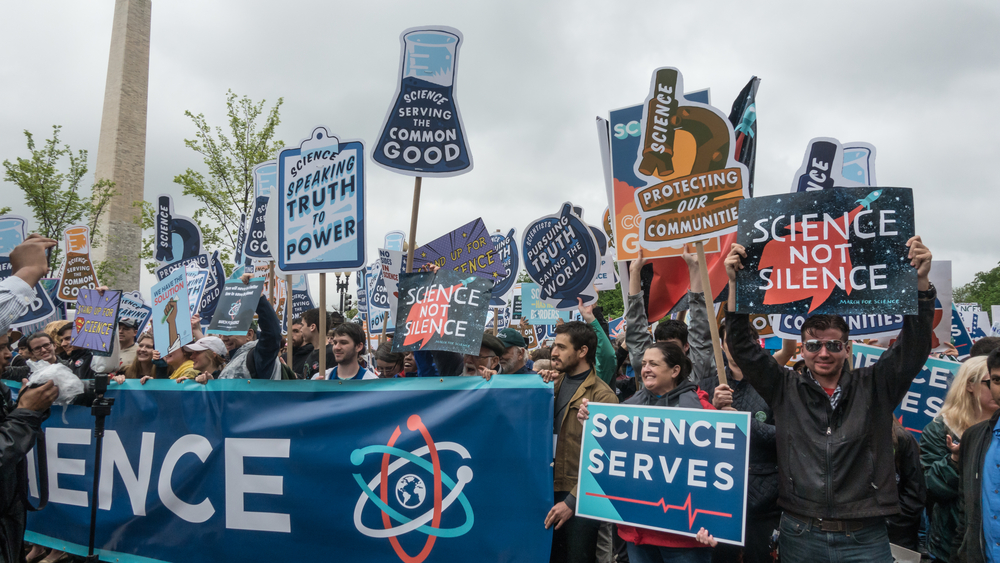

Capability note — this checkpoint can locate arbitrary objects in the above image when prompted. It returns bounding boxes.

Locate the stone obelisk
[91,0,151,289]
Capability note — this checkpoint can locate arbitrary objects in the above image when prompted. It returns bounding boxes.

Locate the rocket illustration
[855,189,882,210]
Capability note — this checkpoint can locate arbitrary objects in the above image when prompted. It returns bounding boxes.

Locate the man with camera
[0,234,60,562]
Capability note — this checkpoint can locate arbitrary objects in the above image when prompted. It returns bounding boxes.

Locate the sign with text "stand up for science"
[268,126,367,274]
[735,187,917,316]
[576,403,750,545]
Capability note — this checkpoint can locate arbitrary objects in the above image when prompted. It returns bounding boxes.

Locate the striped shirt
[0,276,35,333]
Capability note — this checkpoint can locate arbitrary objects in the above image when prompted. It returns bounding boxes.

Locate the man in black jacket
[723,235,934,563]
[952,348,1000,563]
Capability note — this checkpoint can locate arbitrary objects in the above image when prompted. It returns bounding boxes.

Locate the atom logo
[351,414,474,563]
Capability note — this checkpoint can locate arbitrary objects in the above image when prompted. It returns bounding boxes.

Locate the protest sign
[290,274,315,318]
[608,90,727,260]
[954,303,980,313]
[23,377,552,563]
[489,228,518,305]
[206,275,264,336]
[150,268,191,355]
[960,310,992,340]
[118,290,152,335]
[365,262,390,335]
[594,249,619,292]
[378,248,404,325]
[373,26,472,177]
[518,325,538,349]
[269,126,367,274]
[0,216,56,328]
[852,343,957,440]
[576,403,750,545]
[245,161,276,260]
[153,194,206,267]
[70,289,121,356]
[628,68,748,250]
[512,294,522,320]
[234,212,249,267]
[735,187,917,316]
[486,305,511,331]
[412,218,506,281]
[185,267,209,316]
[194,251,227,327]
[951,304,975,358]
[608,317,625,339]
[993,306,1000,337]
[390,269,492,355]
[522,203,601,310]
[790,137,876,192]
[383,230,406,251]
[521,282,571,325]
[355,269,368,323]
[57,225,99,302]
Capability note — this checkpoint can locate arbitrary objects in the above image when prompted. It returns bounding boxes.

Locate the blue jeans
[626,543,712,563]
[779,513,893,563]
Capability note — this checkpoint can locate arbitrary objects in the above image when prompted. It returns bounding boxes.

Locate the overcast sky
[2,0,997,303]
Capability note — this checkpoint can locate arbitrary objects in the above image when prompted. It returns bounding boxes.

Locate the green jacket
[921,416,962,561]
[589,319,617,386]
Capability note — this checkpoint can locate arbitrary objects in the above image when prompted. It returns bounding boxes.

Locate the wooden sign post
[286,274,293,368]
[318,273,326,378]
[695,241,727,386]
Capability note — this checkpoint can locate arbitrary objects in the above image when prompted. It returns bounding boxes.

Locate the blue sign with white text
[24,377,553,563]
[576,403,749,545]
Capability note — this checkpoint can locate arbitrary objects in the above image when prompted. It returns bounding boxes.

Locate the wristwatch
[917,282,936,301]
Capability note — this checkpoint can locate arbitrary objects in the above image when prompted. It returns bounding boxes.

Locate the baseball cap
[184,336,228,357]
[479,333,506,358]
[118,318,139,329]
[496,328,526,349]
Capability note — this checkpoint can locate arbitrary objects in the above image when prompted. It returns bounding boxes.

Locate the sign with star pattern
[411,218,507,282]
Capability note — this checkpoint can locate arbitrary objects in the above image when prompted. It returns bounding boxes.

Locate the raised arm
[250,295,281,379]
[625,250,654,381]
[682,246,717,382]
[579,297,616,385]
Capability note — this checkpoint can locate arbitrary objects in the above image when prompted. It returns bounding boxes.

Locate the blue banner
[576,403,750,545]
[852,343,957,440]
[24,377,553,563]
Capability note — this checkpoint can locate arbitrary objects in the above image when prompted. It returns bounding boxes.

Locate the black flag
[728,76,760,196]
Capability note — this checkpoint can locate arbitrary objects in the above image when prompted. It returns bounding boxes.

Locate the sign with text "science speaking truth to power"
[576,403,750,545]
[269,126,367,274]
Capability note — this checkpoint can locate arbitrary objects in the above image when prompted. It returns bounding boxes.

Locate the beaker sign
[58,225,100,302]
[373,26,473,177]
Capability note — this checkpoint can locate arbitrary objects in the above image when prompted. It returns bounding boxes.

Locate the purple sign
[411,218,506,281]
[71,289,122,356]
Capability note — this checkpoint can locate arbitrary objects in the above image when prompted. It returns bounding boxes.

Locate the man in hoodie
[217,274,282,381]
[288,317,313,377]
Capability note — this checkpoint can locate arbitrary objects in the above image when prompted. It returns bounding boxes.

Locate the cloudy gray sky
[2,0,998,302]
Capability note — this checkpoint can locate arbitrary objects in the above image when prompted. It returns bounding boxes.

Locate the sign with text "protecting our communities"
[735,187,916,316]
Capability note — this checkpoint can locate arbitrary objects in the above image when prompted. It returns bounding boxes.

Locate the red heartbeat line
[585,492,731,529]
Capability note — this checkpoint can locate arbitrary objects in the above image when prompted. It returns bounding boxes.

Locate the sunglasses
[803,339,846,353]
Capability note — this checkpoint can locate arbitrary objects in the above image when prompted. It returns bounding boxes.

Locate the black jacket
[951,409,1000,563]
[700,369,779,515]
[887,428,926,550]
[0,382,47,563]
[291,342,314,378]
[726,295,934,519]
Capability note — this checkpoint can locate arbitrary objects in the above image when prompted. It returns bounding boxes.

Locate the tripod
[84,374,114,563]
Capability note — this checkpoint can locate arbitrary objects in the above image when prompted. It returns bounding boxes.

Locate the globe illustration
[395,474,426,509]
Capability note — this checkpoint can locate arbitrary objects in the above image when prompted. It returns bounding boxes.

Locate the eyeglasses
[803,340,845,353]
[982,379,992,387]
[31,342,54,353]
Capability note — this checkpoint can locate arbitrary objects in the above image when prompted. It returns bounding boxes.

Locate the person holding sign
[542,321,618,563]
[722,236,934,563]
[578,342,715,562]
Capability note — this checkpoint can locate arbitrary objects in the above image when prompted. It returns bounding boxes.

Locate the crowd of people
[2,232,1000,563]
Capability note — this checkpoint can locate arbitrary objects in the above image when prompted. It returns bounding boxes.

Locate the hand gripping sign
[268,126,367,274]
[373,26,473,177]
[521,203,602,310]
[631,68,749,249]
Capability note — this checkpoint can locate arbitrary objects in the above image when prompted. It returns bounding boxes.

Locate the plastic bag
[27,362,85,406]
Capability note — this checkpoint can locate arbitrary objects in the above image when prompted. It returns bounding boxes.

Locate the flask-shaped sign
[373,26,473,177]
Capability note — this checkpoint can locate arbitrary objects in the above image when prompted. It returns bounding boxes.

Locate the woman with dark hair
[578,342,716,563]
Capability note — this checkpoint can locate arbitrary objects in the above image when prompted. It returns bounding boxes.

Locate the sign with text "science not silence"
[735,187,916,316]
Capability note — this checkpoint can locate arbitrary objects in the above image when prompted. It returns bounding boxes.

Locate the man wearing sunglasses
[722,235,935,563]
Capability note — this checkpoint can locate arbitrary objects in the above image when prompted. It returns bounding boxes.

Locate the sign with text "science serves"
[269,126,367,274]
[577,403,750,545]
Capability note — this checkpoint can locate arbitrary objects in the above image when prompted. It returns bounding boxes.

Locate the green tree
[596,284,624,319]
[954,261,1000,311]
[138,90,284,273]
[2,125,116,272]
